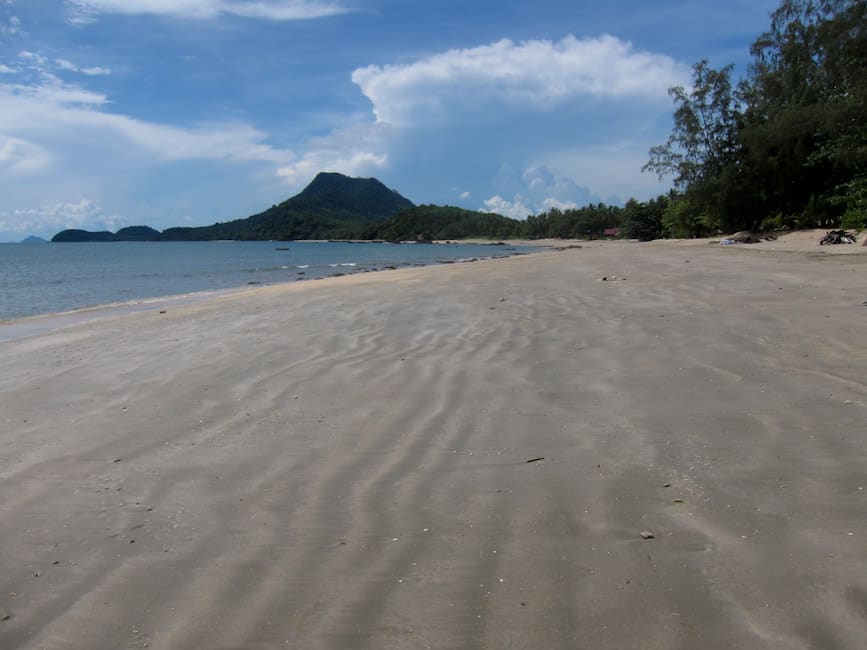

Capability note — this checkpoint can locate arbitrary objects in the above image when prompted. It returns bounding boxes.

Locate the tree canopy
[645,0,866,235]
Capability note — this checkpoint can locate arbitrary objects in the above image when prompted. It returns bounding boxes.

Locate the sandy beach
[1,237,866,649]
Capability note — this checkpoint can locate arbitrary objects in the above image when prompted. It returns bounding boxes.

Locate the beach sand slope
[1,243,866,649]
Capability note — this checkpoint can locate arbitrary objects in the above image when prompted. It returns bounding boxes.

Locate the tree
[643,61,749,231]
[644,61,741,188]
[736,0,865,226]
[622,197,666,241]
[646,0,867,231]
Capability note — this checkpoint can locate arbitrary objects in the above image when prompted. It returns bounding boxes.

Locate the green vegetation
[52,229,119,242]
[161,172,415,240]
[367,205,524,241]
[644,0,866,236]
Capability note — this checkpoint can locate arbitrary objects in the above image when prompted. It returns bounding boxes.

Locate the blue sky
[0,0,779,240]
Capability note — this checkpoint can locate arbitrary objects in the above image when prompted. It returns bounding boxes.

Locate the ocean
[0,240,537,322]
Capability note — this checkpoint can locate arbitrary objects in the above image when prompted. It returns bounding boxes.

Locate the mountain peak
[299,172,407,202]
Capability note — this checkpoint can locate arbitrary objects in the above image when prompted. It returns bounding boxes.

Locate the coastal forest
[533,0,866,240]
[54,0,864,244]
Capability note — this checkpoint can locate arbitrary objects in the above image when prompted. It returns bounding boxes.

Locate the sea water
[0,240,537,322]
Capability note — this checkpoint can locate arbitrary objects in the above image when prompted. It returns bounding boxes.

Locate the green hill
[161,172,414,240]
[52,229,118,242]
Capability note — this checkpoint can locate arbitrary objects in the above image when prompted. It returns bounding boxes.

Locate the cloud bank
[352,34,689,125]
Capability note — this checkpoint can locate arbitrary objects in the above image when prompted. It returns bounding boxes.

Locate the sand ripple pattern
[1,245,866,649]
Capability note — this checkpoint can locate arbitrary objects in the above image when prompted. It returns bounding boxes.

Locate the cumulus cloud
[0,198,124,235]
[520,165,596,205]
[352,34,689,125]
[65,0,348,23]
[482,165,601,218]
[540,197,579,211]
[482,195,533,219]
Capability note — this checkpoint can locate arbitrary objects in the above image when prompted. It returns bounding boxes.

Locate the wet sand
[1,241,866,649]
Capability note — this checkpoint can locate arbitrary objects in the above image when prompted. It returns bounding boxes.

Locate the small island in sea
[52,172,524,243]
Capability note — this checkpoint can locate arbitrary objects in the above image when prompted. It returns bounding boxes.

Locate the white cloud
[0,64,15,74]
[459,191,470,199]
[0,199,124,235]
[480,164,616,217]
[0,135,57,174]
[56,58,112,75]
[520,165,593,204]
[483,195,533,219]
[352,34,689,125]
[81,66,112,76]
[0,14,20,35]
[4,78,108,106]
[55,58,78,72]
[483,194,579,219]
[65,0,348,23]
[540,197,578,211]
[0,71,293,166]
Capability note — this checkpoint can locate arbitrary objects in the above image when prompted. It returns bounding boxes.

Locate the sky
[0,0,780,241]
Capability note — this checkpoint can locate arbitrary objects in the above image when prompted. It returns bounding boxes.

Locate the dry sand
[1,240,866,649]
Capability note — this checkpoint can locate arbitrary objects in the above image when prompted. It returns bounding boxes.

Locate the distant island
[21,235,48,243]
[53,171,692,243]
[52,172,531,243]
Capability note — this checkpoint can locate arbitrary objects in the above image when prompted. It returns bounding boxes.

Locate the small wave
[296,265,310,269]
[339,262,357,267]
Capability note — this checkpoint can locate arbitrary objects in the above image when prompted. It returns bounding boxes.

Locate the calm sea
[0,240,537,322]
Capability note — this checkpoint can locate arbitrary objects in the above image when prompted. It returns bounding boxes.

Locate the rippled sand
[1,242,866,649]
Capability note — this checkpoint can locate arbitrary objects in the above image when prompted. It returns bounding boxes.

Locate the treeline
[366,201,671,242]
[364,205,524,240]
[642,0,866,236]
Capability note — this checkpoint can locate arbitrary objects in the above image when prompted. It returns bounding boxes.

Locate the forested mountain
[159,172,415,240]
[53,173,415,242]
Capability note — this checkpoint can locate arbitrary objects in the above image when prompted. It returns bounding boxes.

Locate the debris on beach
[640,530,656,540]
[719,230,778,245]
[601,276,626,281]
[526,457,545,464]
[820,229,856,245]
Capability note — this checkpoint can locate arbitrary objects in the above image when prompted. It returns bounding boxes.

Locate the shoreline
[1,241,866,648]
[0,243,543,343]
[3,230,863,343]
